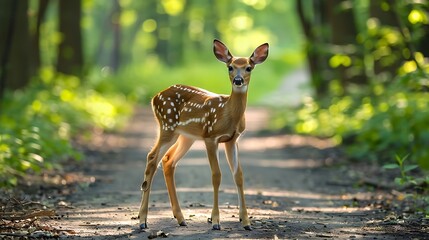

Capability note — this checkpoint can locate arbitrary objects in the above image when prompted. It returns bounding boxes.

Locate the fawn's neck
[225,88,248,121]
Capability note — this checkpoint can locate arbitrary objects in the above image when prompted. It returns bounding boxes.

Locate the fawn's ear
[213,39,233,63]
[250,43,269,65]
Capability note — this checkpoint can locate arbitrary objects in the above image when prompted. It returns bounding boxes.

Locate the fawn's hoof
[179,221,187,226]
[139,223,148,230]
[243,225,252,231]
[212,224,221,230]
[208,218,221,230]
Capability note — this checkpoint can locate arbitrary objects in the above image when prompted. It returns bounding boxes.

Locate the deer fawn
[138,39,269,231]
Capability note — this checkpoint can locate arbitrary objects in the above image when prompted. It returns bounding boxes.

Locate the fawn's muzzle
[233,76,244,86]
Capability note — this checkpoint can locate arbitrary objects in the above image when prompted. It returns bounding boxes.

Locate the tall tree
[154,3,171,65]
[111,0,121,72]
[296,0,330,97]
[93,1,114,68]
[168,1,189,65]
[154,0,188,66]
[0,0,30,93]
[327,0,367,87]
[30,0,50,76]
[57,0,83,76]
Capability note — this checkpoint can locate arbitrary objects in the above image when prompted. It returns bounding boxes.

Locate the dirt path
[47,107,427,239]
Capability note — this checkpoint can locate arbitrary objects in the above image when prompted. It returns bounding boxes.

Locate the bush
[0,69,132,186]
[285,70,429,170]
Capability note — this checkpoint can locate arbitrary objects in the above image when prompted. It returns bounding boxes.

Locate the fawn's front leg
[224,139,251,230]
[204,139,222,230]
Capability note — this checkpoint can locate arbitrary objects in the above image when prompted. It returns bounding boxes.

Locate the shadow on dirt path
[45,107,427,239]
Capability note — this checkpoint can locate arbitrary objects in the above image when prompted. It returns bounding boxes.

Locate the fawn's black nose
[233,76,244,86]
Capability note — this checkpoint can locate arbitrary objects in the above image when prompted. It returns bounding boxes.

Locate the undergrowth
[384,155,429,217]
[0,68,132,187]
[277,70,429,170]
[274,69,429,215]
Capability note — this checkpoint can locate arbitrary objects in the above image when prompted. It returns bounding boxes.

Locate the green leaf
[403,164,418,172]
[383,163,399,169]
[395,154,409,165]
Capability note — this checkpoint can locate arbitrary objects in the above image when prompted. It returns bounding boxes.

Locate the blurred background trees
[1,0,301,100]
[0,0,428,187]
[290,0,429,171]
[297,0,428,98]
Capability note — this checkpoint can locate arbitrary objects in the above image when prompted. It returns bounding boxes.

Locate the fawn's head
[213,39,269,92]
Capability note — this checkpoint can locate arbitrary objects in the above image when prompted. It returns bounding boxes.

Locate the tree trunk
[111,0,121,72]
[93,2,114,68]
[0,0,30,93]
[296,0,330,97]
[155,9,170,65]
[327,0,367,87]
[168,1,189,65]
[57,0,83,76]
[30,0,50,76]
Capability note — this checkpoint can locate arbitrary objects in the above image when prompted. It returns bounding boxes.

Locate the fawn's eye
[228,66,233,72]
[245,67,252,72]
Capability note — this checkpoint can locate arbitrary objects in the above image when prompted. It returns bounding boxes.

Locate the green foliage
[348,80,429,169]
[278,2,429,217]
[286,70,429,170]
[282,1,429,171]
[383,154,429,217]
[383,154,419,185]
[81,0,302,68]
[0,68,132,186]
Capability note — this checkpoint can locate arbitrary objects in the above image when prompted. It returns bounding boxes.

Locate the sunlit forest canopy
[1,0,304,117]
[28,0,303,102]
[80,0,300,64]
[78,0,303,100]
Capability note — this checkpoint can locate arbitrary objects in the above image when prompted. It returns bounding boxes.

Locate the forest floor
[1,107,428,239]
